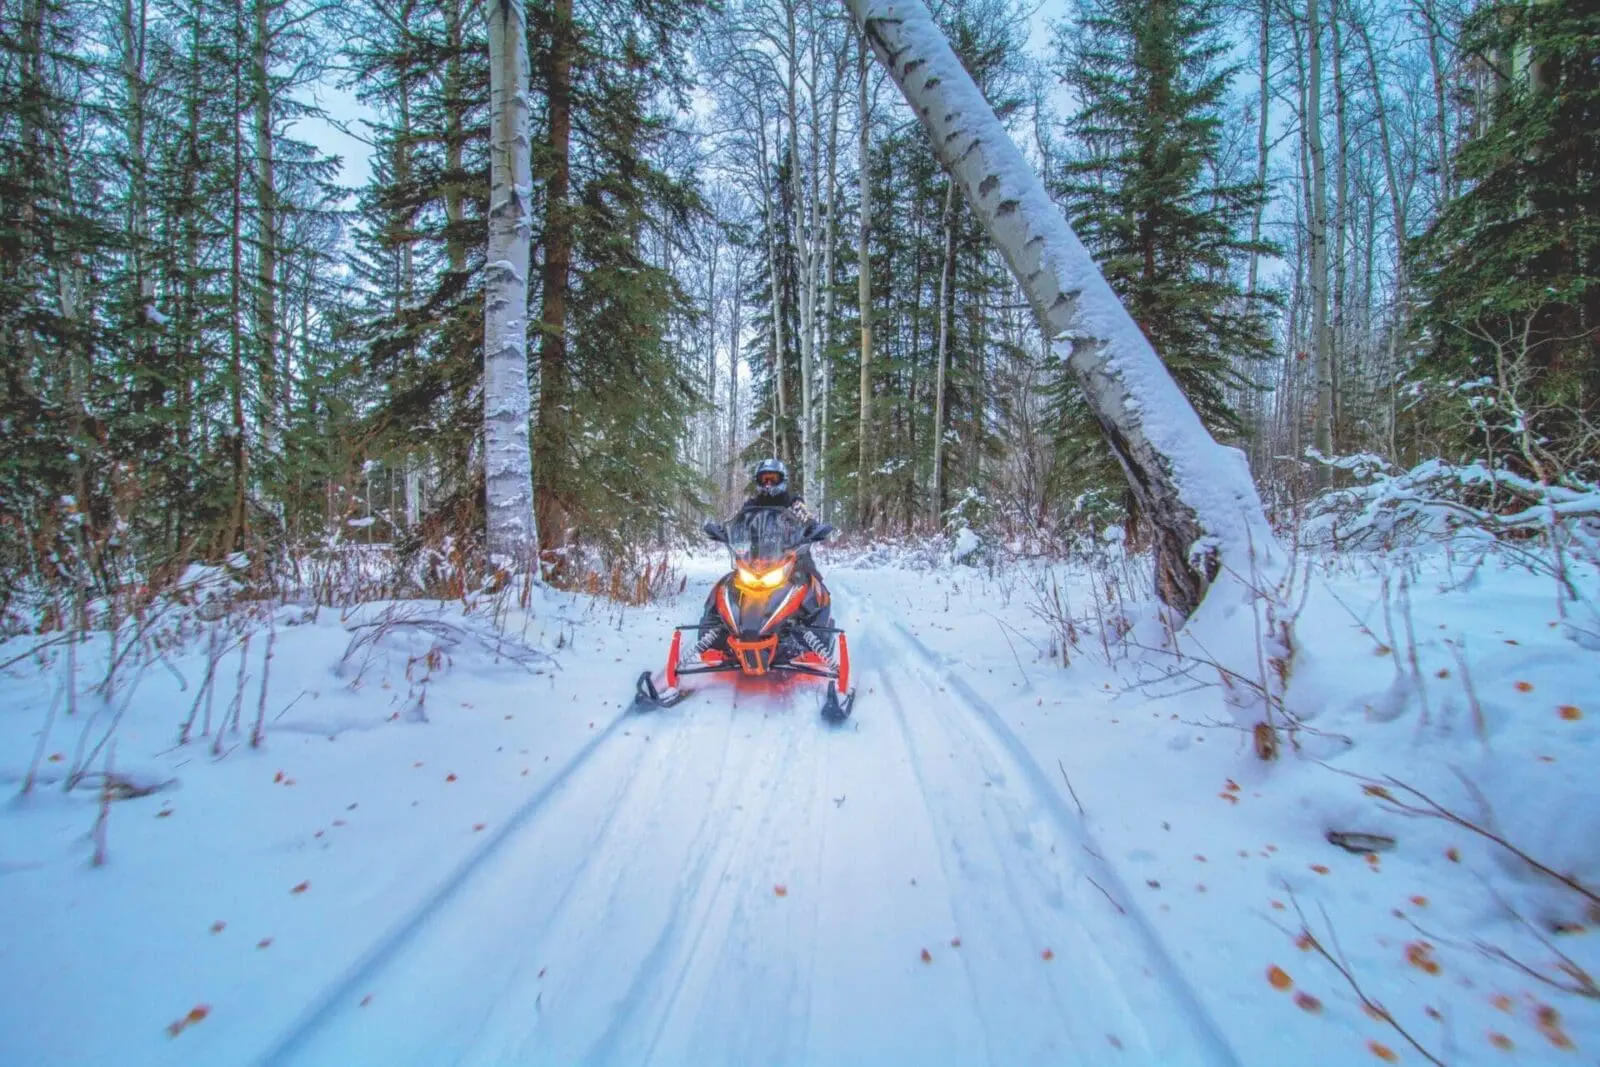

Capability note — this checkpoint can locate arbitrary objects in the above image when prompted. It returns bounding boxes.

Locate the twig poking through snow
[1057,757,1085,817]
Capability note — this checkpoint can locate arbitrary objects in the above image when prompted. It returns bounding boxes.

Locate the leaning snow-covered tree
[844,0,1276,617]
[484,0,539,567]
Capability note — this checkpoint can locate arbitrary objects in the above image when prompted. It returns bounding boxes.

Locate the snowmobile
[634,509,856,723]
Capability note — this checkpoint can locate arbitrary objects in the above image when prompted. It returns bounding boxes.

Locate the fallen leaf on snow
[1295,992,1323,1014]
[1515,680,1534,693]
[1559,705,1582,720]
[166,1005,211,1038]
[1487,1031,1513,1051]
[1041,948,1054,961]
[445,773,458,783]
[921,948,932,963]
[210,921,225,934]
[291,881,310,894]
[1405,941,1441,975]
[774,884,788,897]
[1367,1039,1397,1062]
[257,938,273,949]
[1267,965,1292,991]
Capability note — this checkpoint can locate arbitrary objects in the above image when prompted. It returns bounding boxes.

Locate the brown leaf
[445,773,458,783]
[1487,1032,1513,1051]
[949,937,962,948]
[1295,992,1323,1014]
[1040,948,1054,961]
[1559,705,1582,721]
[921,948,932,963]
[210,921,226,934]
[290,881,310,894]
[774,884,788,897]
[1367,1039,1397,1062]
[1267,965,1293,991]
[1514,680,1534,693]
[473,823,487,832]
[1405,941,1441,975]
[257,938,273,949]
[1310,864,1331,875]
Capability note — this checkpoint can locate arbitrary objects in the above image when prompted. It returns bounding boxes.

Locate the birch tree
[483,0,537,566]
[846,0,1276,615]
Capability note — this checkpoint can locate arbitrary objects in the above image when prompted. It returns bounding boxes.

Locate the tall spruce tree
[1048,0,1276,514]
[1407,0,1600,479]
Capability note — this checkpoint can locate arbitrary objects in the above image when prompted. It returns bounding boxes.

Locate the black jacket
[737,490,806,517]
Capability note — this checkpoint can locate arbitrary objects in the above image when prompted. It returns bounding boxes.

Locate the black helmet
[753,458,788,498]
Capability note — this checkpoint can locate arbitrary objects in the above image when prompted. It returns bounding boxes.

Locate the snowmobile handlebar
[702,518,834,548]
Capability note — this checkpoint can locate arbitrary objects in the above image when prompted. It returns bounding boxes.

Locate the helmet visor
[757,471,783,487]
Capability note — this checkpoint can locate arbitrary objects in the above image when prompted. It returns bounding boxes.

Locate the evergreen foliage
[1048,0,1276,504]
[1408,0,1600,479]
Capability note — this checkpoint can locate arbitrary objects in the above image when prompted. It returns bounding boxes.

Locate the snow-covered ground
[1,540,1595,1065]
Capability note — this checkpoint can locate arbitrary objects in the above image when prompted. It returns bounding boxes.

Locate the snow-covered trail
[260,574,1237,1067]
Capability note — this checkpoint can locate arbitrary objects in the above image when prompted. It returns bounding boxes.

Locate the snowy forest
[1,0,1597,1060]
[5,0,1594,590]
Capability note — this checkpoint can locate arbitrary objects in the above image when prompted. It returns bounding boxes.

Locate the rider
[738,458,820,584]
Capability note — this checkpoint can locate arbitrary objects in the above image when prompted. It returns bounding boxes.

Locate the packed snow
[1,534,1595,1065]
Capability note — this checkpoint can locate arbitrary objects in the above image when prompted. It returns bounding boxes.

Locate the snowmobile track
[262,581,1239,1067]
[842,582,1240,1066]
[255,705,642,1066]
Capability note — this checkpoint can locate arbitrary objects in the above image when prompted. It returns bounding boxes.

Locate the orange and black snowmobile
[634,509,855,723]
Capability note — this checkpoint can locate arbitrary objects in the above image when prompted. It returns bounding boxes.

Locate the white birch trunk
[856,33,873,529]
[483,0,538,567]
[846,0,1277,614]
[1307,0,1335,469]
[931,177,954,523]
[819,59,842,523]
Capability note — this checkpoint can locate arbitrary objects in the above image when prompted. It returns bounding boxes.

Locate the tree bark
[252,0,278,456]
[846,0,1276,614]
[856,33,873,530]
[1247,0,1270,299]
[483,0,538,566]
[1307,0,1335,470]
[1351,0,1408,462]
[534,0,573,547]
[727,250,742,505]
[931,177,954,523]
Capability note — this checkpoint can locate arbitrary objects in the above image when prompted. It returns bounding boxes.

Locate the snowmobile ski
[634,670,688,710]
[820,686,856,724]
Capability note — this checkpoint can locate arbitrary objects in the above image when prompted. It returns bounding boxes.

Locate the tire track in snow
[840,580,1239,1066]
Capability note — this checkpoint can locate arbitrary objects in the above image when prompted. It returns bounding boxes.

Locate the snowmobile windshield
[726,509,803,571]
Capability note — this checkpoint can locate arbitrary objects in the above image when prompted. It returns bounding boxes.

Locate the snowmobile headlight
[735,562,792,590]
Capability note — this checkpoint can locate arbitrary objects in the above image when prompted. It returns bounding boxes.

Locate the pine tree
[1407,0,1600,480]
[1049,0,1276,508]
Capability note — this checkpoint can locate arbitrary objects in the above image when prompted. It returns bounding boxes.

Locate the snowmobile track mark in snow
[841,582,1240,1066]
[255,707,640,1067]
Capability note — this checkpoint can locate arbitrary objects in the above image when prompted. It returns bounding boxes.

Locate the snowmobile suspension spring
[690,626,726,657]
[800,629,838,671]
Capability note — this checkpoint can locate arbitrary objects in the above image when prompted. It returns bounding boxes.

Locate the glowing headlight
[735,563,791,589]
